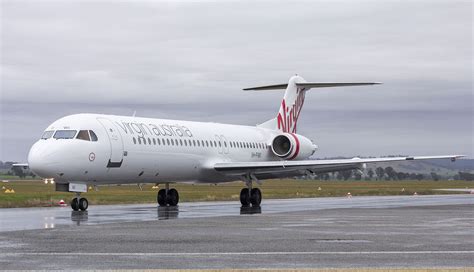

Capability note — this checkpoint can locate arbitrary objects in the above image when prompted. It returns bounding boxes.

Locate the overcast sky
[1,0,472,162]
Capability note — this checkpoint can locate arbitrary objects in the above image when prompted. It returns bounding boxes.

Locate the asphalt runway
[0,194,473,270]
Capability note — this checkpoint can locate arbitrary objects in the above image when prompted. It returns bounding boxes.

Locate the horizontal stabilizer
[243,82,381,91]
[243,84,288,91]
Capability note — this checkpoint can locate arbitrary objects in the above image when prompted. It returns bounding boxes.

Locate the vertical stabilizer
[245,76,380,133]
[257,75,307,133]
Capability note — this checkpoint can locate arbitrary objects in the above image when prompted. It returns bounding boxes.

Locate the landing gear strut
[157,183,179,207]
[71,193,88,211]
[240,174,262,207]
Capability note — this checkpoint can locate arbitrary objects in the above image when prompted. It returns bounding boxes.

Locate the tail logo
[277,88,306,133]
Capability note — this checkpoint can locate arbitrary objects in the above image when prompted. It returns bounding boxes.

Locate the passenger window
[41,130,54,140]
[133,137,137,144]
[153,138,156,145]
[157,138,161,145]
[89,130,98,141]
[77,130,90,141]
[54,130,77,139]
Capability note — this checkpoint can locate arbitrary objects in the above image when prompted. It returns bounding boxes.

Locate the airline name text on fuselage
[116,121,194,138]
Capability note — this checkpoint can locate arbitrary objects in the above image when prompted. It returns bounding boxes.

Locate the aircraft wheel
[167,189,179,206]
[250,188,262,207]
[157,189,167,206]
[240,188,250,206]
[79,198,89,211]
[71,198,79,211]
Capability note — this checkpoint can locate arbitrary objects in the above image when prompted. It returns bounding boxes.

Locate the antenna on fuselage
[132,110,136,117]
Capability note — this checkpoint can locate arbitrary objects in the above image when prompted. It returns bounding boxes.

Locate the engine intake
[272,135,292,157]
[271,133,317,160]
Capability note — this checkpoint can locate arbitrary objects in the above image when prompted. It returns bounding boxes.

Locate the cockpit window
[89,130,98,142]
[76,130,90,141]
[53,130,77,139]
[41,130,54,140]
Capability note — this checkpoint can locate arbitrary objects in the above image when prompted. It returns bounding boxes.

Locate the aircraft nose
[28,141,60,177]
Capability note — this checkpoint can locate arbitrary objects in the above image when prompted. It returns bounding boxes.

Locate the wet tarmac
[1,194,473,232]
[0,195,473,269]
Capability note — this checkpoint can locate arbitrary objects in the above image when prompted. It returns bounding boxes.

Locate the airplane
[25,75,463,211]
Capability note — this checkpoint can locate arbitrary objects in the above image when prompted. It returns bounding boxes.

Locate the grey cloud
[1,0,472,161]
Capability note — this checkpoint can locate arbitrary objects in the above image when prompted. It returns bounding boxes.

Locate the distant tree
[367,168,374,180]
[409,173,418,180]
[375,167,385,180]
[397,172,408,180]
[385,166,397,180]
[336,172,343,180]
[416,174,424,181]
[459,172,474,181]
[430,172,439,181]
[11,166,26,178]
[321,173,330,180]
[354,171,362,180]
[341,170,353,180]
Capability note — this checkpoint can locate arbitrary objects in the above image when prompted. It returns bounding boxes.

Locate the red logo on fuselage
[277,88,306,133]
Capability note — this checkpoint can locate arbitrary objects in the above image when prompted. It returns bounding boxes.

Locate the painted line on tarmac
[5,251,474,256]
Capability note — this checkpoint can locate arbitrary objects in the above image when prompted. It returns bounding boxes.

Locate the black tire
[71,198,79,211]
[250,188,262,207]
[79,198,88,211]
[167,189,179,206]
[240,188,250,206]
[157,189,167,206]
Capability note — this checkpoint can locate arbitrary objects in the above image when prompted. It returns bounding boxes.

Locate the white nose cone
[28,142,44,177]
[28,141,57,178]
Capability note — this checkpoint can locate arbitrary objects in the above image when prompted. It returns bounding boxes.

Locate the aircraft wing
[214,155,464,179]
[12,163,29,167]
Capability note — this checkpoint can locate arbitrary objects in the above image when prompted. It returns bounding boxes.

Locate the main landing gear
[240,174,262,207]
[71,193,89,211]
[157,183,179,207]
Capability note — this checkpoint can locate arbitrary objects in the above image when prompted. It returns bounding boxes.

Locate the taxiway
[0,194,473,269]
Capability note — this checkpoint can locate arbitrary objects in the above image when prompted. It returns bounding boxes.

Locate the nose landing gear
[157,183,179,207]
[71,193,88,211]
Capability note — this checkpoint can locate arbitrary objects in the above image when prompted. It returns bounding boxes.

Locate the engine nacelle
[270,133,317,160]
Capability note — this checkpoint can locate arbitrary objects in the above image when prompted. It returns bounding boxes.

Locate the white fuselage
[28,114,316,185]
